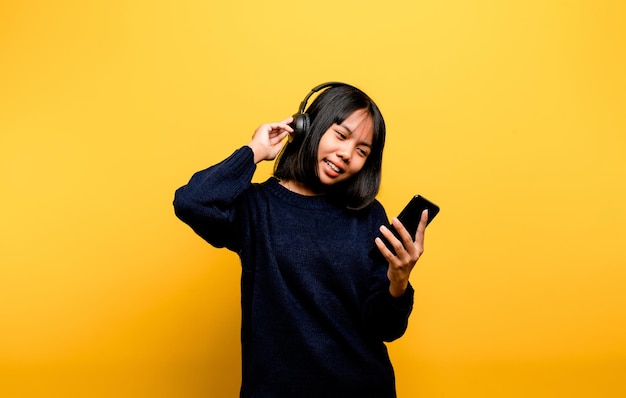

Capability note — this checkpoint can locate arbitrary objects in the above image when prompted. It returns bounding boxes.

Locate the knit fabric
[174,146,414,398]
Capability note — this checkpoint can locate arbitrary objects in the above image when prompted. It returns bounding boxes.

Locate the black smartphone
[369,195,440,262]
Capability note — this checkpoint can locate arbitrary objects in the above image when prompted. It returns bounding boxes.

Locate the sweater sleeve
[173,146,256,251]
[362,279,414,342]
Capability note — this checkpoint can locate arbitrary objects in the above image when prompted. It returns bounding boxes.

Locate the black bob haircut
[274,84,386,210]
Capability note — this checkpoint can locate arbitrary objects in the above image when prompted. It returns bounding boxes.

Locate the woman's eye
[357,148,368,157]
[335,130,346,139]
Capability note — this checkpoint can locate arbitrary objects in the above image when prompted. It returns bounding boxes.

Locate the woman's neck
[279,179,323,196]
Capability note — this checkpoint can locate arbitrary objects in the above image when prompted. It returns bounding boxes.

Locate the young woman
[173,83,429,398]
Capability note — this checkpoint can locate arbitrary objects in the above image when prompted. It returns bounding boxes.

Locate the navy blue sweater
[173,147,414,398]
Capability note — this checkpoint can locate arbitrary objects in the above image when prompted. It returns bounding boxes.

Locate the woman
[173,83,428,397]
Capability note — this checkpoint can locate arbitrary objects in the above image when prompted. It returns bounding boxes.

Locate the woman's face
[316,108,374,187]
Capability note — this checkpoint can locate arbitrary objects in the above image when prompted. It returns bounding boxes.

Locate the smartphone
[369,195,440,261]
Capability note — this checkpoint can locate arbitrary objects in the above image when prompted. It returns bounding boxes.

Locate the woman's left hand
[375,209,428,298]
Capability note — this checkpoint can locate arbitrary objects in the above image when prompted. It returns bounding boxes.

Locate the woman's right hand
[247,117,294,164]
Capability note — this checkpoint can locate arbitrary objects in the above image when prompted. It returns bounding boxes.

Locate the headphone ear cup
[290,112,310,140]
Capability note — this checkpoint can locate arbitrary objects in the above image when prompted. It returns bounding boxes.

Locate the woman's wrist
[388,281,408,298]
[246,142,265,164]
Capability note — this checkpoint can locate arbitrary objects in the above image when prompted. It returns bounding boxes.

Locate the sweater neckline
[264,177,338,211]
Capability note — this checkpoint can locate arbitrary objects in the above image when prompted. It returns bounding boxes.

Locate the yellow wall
[1,0,625,396]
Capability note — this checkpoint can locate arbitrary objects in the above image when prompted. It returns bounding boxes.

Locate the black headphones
[290,82,349,140]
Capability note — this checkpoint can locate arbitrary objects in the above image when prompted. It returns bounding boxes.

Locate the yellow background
[1,0,625,397]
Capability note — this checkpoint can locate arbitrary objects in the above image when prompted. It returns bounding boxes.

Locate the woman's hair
[274,84,386,210]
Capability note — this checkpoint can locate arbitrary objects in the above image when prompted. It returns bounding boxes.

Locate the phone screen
[368,195,440,261]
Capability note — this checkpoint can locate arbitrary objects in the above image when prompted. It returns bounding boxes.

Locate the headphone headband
[297,82,349,114]
[290,81,351,141]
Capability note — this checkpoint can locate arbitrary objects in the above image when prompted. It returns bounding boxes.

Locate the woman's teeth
[325,160,341,173]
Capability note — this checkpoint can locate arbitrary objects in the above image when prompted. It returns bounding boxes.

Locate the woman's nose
[336,144,352,163]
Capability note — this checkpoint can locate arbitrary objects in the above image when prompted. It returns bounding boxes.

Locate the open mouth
[324,159,342,174]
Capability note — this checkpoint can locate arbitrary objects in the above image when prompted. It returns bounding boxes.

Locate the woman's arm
[363,209,429,341]
[173,117,293,249]
[173,146,257,249]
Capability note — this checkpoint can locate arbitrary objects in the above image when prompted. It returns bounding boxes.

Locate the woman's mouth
[324,159,342,174]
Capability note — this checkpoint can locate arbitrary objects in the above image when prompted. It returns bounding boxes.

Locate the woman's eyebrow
[338,123,354,135]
